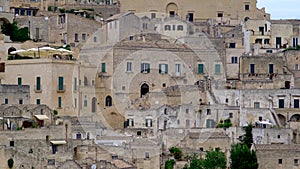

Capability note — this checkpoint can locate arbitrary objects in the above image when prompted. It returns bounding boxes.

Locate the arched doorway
[105,96,112,107]
[140,83,149,97]
[91,97,97,112]
[166,3,178,17]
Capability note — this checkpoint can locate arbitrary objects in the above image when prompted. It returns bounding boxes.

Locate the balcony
[171,72,186,78]
[57,85,66,93]
[34,85,42,93]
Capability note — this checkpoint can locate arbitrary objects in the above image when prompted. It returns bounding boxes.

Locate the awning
[50,140,66,145]
[34,115,49,120]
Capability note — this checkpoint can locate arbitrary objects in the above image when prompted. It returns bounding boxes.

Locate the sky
[257,0,300,19]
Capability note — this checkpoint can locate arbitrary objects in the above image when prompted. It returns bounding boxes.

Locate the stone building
[119,0,269,24]
[2,58,76,116]
[0,84,30,105]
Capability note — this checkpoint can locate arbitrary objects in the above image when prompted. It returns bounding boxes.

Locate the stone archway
[290,114,300,122]
[140,83,149,97]
[166,2,178,17]
[277,114,286,126]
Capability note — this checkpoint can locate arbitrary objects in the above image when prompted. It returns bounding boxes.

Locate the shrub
[169,147,183,160]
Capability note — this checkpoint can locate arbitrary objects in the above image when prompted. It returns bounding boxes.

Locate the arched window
[91,97,97,112]
[84,76,88,86]
[165,25,171,31]
[177,25,183,31]
[105,96,112,107]
[8,47,16,55]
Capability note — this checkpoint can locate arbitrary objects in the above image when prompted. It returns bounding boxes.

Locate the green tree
[186,149,226,169]
[243,123,253,148]
[165,159,175,169]
[7,158,14,169]
[1,22,30,42]
[169,147,183,160]
[230,144,258,169]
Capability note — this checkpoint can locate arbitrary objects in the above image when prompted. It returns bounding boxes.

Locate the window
[172,25,176,31]
[215,64,221,75]
[93,37,97,42]
[295,99,299,108]
[231,57,238,63]
[74,77,77,91]
[36,99,41,105]
[112,155,118,160]
[27,10,32,16]
[277,135,280,139]
[229,113,233,118]
[19,99,23,104]
[75,33,78,42]
[175,64,180,76]
[137,131,141,136]
[276,37,282,48]
[250,64,255,74]
[293,37,299,48]
[264,39,270,44]
[101,63,106,72]
[254,102,260,108]
[105,96,112,107]
[58,97,62,108]
[18,77,22,85]
[295,64,299,70]
[259,27,264,35]
[141,63,150,73]
[217,12,223,17]
[187,13,194,22]
[145,119,152,127]
[199,147,204,151]
[129,35,134,40]
[198,64,204,74]
[84,99,87,107]
[255,39,262,44]
[82,33,86,41]
[269,64,274,74]
[294,159,299,166]
[177,25,183,31]
[128,118,134,127]
[165,25,171,31]
[186,109,189,114]
[279,99,284,108]
[76,133,82,139]
[159,64,168,74]
[151,13,156,19]
[4,98,8,104]
[145,152,150,159]
[245,4,250,11]
[74,98,77,108]
[10,141,14,147]
[278,159,282,164]
[266,50,273,53]
[207,109,211,115]
[142,23,148,29]
[58,76,64,91]
[229,43,236,48]
[36,76,41,91]
[126,62,132,72]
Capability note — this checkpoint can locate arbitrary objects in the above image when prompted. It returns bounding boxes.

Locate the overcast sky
[257,0,300,19]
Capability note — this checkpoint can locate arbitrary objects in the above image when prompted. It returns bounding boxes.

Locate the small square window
[229,113,233,118]
[294,159,299,166]
[145,152,150,159]
[137,131,141,136]
[245,4,250,11]
[278,159,282,164]
[207,109,211,115]
[199,147,204,151]
[217,12,223,17]
[10,141,14,147]
[19,99,23,105]
[277,135,280,139]
[162,83,166,87]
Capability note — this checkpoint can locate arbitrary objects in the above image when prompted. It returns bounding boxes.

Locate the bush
[169,147,183,160]
[165,159,175,169]
[7,158,14,169]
